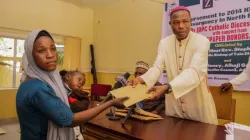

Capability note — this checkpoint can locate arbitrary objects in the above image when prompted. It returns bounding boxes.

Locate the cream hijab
[21,29,74,140]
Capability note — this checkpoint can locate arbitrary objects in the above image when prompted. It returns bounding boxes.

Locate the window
[56,44,64,71]
[0,37,21,88]
[0,37,64,88]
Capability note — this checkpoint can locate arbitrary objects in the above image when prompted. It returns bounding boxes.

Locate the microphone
[98,72,130,105]
[113,72,130,89]
[122,104,136,125]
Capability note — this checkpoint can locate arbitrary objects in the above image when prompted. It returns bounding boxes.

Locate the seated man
[134,61,165,114]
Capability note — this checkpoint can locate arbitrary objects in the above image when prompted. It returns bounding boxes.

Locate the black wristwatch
[164,83,172,94]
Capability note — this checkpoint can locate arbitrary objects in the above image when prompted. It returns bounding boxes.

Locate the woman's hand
[111,97,129,109]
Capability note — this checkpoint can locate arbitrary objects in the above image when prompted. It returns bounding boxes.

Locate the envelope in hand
[110,84,152,107]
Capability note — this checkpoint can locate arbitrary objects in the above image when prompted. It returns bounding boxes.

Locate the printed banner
[161,0,250,91]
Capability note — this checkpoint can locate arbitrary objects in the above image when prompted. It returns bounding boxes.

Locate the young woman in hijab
[16,29,128,140]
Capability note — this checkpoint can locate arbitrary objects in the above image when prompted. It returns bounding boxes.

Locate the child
[60,69,89,140]
[60,70,89,113]
[16,29,128,140]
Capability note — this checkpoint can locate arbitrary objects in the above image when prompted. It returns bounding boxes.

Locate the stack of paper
[0,127,6,135]
[116,108,163,121]
[225,122,250,140]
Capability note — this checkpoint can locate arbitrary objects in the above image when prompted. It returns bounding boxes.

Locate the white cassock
[141,31,218,124]
[230,57,250,88]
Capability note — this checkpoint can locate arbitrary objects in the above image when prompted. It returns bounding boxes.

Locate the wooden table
[82,101,226,140]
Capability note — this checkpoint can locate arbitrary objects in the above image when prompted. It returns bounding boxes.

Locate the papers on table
[225,122,250,140]
[0,127,6,135]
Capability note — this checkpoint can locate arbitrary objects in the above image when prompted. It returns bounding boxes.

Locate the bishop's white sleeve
[170,38,210,99]
[230,57,250,88]
[140,41,165,88]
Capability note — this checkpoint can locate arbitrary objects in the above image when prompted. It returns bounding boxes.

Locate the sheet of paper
[225,122,250,133]
[110,84,152,107]
[225,122,250,139]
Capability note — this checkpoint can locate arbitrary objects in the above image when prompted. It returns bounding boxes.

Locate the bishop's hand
[147,85,168,100]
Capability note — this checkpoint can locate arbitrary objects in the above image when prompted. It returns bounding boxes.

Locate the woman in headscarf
[16,29,128,140]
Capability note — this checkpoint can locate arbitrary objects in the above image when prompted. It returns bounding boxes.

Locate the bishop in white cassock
[134,6,218,124]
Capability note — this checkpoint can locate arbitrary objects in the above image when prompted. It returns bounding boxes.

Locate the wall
[0,89,17,119]
[94,0,163,72]
[0,0,94,71]
[233,91,250,125]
